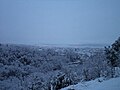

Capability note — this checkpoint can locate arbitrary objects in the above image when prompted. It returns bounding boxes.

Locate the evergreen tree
[105,37,120,77]
[105,37,120,67]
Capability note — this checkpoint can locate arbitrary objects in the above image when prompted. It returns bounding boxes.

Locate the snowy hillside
[61,77,120,90]
[0,42,120,90]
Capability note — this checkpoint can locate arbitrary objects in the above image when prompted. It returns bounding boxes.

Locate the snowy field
[61,77,120,90]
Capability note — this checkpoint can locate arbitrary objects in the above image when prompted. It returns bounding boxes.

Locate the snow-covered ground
[0,43,119,90]
[61,77,120,90]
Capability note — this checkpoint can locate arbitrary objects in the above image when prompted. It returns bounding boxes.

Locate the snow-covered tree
[105,37,120,77]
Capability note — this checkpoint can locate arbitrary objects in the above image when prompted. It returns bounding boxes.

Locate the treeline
[0,37,120,90]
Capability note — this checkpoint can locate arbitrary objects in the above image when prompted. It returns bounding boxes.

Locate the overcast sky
[0,0,120,45]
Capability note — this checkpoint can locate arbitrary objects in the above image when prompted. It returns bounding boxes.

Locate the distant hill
[36,43,109,48]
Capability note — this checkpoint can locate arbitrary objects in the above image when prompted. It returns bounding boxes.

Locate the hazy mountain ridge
[34,43,108,48]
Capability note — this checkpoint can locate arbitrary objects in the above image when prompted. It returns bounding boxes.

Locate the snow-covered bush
[49,73,72,90]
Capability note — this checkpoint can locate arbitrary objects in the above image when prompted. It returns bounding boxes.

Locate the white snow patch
[61,77,120,90]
